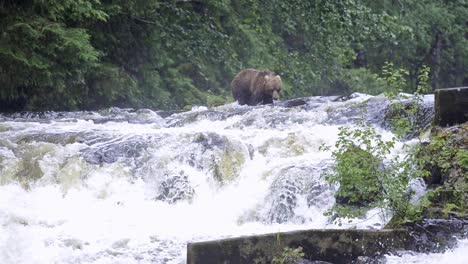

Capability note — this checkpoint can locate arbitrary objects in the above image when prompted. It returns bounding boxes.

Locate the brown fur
[231,69,282,106]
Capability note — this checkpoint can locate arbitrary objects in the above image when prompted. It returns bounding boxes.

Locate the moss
[57,157,88,192]
[389,123,468,227]
[286,133,305,156]
[0,124,9,132]
[16,142,58,182]
[0,156,20,185]
[213,147,245,184]
[419,123,468,218]
[259,133,306,157]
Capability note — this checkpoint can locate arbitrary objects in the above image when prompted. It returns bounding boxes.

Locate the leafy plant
[272,246,305,264]
[320,120,412,221]
[320,63,432,224]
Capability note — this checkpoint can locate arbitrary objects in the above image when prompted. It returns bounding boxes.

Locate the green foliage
[320,120,412,221]
[0,0,106,110]
[442,203,460,217]
[414,123,467,218]
[320,63,434,223]
[455,149,468,170]
[334,68,387,95]
[0,1,466,111]
[323,61,466,224]
[381,63,431,138]
[272,246,305,264]
[416,123,467,174]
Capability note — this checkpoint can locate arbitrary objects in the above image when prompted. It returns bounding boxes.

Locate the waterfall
[1,93,463,264]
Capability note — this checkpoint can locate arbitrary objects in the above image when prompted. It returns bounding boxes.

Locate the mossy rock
[417,123,467,218]
[258,133,306,157]
[192,132,248,185]
[389,123,467,226]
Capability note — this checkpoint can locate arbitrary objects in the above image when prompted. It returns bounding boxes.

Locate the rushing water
[0,93,463,263]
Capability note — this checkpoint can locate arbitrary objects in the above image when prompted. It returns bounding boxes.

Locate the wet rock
[332,93,367,102]
[81,136,149,164]
[63,238,84,250]
[435,87,468,126]
[325,93,434,133]
[229,108,307,129]
[383,95,434,138]
[156,171,194,204]
[167,108,249,127]
[352,256,385,264]
[416,123,467,218]
[13,142,58,182]
[306,180,334,209]
[287,258,333,264]
[155,109,185,118]
[189,132,248,184]
[3,111,65,121]
[265,176,302,223]
[404,218,468,253]
[17,132,83,145]
[278,97,310,108]
[262,166,330,224]
[94,107,164,124]
[325,95,389,125]
[258,133,307,158]
[301,96,341,111]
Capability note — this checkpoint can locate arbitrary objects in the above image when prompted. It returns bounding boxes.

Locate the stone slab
[434,87,468,126]
[187,229,409,264]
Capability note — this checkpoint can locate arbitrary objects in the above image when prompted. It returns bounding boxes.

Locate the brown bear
[231,69,282,106]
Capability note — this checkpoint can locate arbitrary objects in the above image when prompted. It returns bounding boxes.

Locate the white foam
[0,97,446,263]
[386,239,468,264]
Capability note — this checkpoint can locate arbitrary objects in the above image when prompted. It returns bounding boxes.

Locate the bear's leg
[262,96,273,105]
[236,85,251,105]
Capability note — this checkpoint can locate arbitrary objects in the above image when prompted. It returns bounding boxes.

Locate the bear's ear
[264,75,270,81]
[275,75,281,81]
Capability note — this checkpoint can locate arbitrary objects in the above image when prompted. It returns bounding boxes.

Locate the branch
[131,16,158,25]
[176,0,202,3]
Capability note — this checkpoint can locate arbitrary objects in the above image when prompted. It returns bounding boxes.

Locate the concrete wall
[435,87,468,126]
[187,229,409,264]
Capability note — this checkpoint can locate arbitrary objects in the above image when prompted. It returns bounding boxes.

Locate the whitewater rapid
[0,94,464,263]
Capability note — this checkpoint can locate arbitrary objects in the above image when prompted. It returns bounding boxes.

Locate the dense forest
[0,0,467,111]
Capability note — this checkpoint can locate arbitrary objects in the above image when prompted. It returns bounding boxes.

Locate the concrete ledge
[187,229,409,264]
[435,87,468,126]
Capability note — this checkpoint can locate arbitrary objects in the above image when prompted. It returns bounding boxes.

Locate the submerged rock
[383,94,434,138]
[156,171,194,203]
[190,132,248,185]
[81,135,150,164]
[17,132,83,145]
[166,107,249,127]
[261,165,331,224]
[404,218,468,253]
[264,168,304,224]
[288,258,333,264]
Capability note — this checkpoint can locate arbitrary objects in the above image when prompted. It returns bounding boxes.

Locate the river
[0,94,465,263]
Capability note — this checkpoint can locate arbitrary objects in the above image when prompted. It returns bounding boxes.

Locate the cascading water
[0,94,464,263]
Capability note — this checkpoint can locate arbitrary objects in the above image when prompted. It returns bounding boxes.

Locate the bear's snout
[272,90,280,100]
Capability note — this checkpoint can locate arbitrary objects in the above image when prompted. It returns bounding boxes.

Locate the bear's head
[264,75,282,100]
